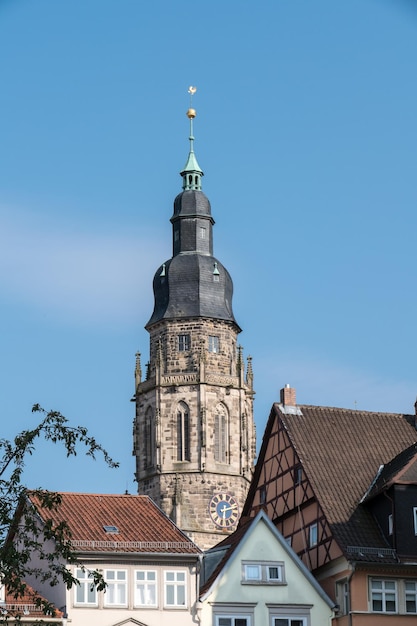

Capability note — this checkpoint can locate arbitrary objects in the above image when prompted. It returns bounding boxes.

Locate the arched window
[144,407,154,468]
[177,402,190,461]
[214,404,229,463]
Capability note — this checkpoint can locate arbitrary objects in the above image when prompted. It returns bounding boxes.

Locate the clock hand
[221,504,238,512]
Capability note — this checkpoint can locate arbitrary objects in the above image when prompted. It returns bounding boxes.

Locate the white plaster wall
[201,518,333,626]
[65,559,199,626]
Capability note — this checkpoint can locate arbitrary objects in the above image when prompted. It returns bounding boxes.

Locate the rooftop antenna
[187,85,197,151]
[181,86,203,190]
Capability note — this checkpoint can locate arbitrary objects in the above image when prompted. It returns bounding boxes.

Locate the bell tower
[133,88,255,549]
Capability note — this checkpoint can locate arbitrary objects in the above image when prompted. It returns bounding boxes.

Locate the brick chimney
[280,384,296,406]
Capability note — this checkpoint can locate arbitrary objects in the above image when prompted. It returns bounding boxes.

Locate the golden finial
[187,85,197,119]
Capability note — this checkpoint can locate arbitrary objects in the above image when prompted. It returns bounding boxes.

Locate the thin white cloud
[0,205,166,326]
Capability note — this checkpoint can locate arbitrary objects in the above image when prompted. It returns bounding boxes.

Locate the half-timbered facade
[243,384,417,624]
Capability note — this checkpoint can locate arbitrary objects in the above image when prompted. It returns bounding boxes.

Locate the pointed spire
[181,86,203,191]
[135,352,142,387]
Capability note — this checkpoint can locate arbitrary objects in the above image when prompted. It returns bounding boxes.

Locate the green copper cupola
[181,86,203,191]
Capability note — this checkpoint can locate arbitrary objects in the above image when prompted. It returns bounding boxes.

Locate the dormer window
[213,262,220,282]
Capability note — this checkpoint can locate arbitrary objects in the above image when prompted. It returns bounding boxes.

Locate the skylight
[103,525,119,534]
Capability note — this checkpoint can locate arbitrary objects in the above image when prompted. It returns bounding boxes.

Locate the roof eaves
[360,464,384,503]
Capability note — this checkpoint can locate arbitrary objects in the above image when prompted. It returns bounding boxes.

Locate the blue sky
[1,0,417,494]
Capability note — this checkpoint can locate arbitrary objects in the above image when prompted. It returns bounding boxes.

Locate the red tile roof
[28,492,201,554]
[3,583,63,620]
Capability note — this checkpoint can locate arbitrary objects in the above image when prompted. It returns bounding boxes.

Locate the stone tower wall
[134,316,255,549]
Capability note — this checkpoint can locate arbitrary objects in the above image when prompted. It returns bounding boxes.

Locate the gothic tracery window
[177,401,190,461]
[144,406,154,468]
[215,403,229,463]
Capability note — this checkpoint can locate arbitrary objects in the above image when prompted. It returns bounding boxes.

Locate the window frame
[405,580,417,614]
[335,578,349,616]
[74,568,98,606]
[271,618,307,626]
[103,569,128,607]
[213,603,255,626]
[208,335,220,353]
[176,402,190,462]
[370,578,397,614]
[178,334,190,352]
[164,570,187,608]
[215,616,251,626]
[144,406,154,469]
[309,523,318,547]
[268,605,310,626]
[242,561,285,585]
[215,405,228,463]
[134,569,157,608]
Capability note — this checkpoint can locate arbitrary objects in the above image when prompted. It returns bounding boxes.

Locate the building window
[242,561,284,585]
[269,606,309,626]
[213,604,254,626]
[208,335,219,353]
[104,570,127,606]
[272,617,307,626]
[336,579,349,615]
[294,465,302,485]
[164,571,186,607]
[216,618,250,626]
[199,226,206,239]
[244,564,261,581]
[388,513,393,535]
[405,581,417,613]
[135,570,157,607]
[144,406,154,469]
[370,578,397,613]
[215,404,228,463]
[178,334,190,351]
[309,523,318,547]
[413,507,417,535]
[267,565,281,581]
[177,401,190,461]
[74,568,97,605]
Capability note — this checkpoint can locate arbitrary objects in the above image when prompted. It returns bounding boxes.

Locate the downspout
[192,553,203,625]
[347,563,356,626]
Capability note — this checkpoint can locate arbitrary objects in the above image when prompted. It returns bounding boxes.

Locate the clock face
[209,493,239,528]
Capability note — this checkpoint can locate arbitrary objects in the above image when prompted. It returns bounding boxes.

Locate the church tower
[133,89,255,549]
